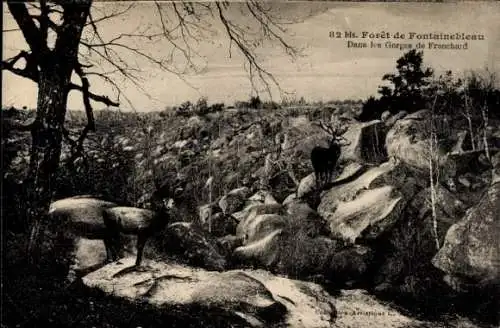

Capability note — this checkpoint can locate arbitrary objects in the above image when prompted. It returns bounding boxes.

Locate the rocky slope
[3,106,499,327]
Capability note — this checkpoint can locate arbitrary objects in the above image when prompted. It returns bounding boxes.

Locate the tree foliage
[358,49,433,121]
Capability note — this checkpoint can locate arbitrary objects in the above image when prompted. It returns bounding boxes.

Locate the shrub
[249,96,262,109]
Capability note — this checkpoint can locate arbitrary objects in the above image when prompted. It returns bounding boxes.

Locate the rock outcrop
[82,259,337,327]
[432,181,500,287]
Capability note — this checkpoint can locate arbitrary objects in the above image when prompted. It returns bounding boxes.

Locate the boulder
[285,202,330,237]
[234,203,286,232]
[66,236,136,283]
[318,161,397,219]
[46,196,118,236]
[282,193,297,206]
[384,110,408,128]
[370,183,469,292]
[237,214,286,245]
[82,259,337,327]
[233,229,284,268]
[297,173,316,198]
[385,109,447,171]
[432,182,500,285]
[327,186,405,243]
[277,235,341,278]
[217,234,244,256]
[325,245,375,287]
[247,190,279,206]
[219,187,252,215]
[340,120,388,165]
[202,212,239,237]
[297,162,366,200]
[163,222,227,271]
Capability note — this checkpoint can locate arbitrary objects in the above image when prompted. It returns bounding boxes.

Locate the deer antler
[314,120,348,138]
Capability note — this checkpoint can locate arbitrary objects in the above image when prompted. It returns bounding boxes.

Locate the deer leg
[102,212,123,263]
[103,238,115,263]
[111,232,150,278]
[135,231,148,268]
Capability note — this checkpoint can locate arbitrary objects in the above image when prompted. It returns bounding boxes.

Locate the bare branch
[1,50,39,82]
[68,82,119,107]
[6,1,47,54]
[216,2,283,98]
[85,3,135,26]
[74,63,96,132]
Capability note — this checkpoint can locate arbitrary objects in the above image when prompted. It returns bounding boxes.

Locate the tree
[358,49,434,121]
[380,49,434,113]
[2,1,300,256]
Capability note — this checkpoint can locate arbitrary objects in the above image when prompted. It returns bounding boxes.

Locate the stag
[47,175,184,278]
[103,176,185,273]
[310,120,348,189]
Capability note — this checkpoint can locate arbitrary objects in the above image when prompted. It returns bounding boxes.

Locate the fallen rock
[67,236,136,278]
[297,162,366,200]
[282,193,297,206]
[277,235,341,278]
[385,109,448,171]
[217,234,244,256]
[384,110,408,128]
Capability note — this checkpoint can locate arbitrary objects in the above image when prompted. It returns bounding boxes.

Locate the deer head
[150,171,186,212]
[314,120,350,147]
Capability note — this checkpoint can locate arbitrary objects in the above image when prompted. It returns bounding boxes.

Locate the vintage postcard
[3,1,499,327]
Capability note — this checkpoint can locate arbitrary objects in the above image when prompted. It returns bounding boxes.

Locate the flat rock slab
[82,258,336,327]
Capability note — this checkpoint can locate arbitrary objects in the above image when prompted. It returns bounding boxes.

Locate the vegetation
[358,49,499,125]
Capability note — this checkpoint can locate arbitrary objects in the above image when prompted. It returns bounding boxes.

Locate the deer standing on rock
[48,176,184,278]
[310,120,348,190]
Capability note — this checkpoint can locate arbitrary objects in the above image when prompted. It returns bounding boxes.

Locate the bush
[176,101,193,117]
[248,96,262,109]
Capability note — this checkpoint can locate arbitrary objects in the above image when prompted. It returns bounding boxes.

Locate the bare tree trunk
[26,64,73,256]
[428,98,440,251]
[481,104,491,161]
[25,3,92,258]
[464,93,476,151]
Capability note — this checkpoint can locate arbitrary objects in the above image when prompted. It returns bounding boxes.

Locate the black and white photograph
[2,1,499,327]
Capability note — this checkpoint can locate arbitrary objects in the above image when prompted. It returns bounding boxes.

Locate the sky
[3,1,500,112]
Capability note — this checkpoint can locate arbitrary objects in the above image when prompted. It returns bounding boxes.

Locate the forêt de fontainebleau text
[329,31,486,51]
